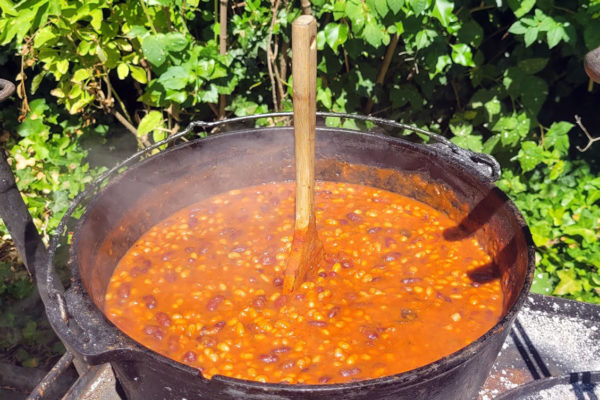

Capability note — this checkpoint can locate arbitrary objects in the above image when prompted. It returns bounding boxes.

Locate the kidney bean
[341,259,354,269]
[258,353,279,363]
[280,359,296,370]
[436,292,453,303]
[401,308,418,321]
[165,270,177,283]
[252,295,267,309]
[273,295,288,309]
[161,252,174,262]
[188,216,198,228]
[340,368,360,377]
[308,320,327,327]
[271,346,291,354]
[260,255,277,266]
[318,376,332,384]
[245,323,265,334]
[327,306,341,319]
[338,218,348,225]
[182,351,197,363]
[231,246,246,253]
[316,286,325,293]
[383,252,402,263]
[399,229,412,238]
[167,335,179,352]
[367,227,382,234]
[384,237,396,248]
[214,321,226,330]
[117,283,131,299]
[142,295,157,309]
[143,325,164,341]
[260,204,271,213]
[155,312,171,327]
[206,295,225,312]
[197,336,217,347]
[293,293,305,302]
[265,233,274,241]
[346,212,363,223]
[318,271,327,278]
[328,271,338,278]
[272,277,283,287]
[401,277,423,284]
[270,197,280,206]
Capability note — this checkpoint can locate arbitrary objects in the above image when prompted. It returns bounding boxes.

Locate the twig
[266,0,282,111]
[103,76,134,124]
[139,0,158,34]
[300,0,311,15]
[218,0,228,119]
[450,80,462,111]
[364,33,399,114]
[112,110,138,136]
[278,39,289,101]
[575,114,600,152]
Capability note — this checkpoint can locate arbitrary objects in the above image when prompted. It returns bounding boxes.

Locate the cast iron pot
[14,113,534,399]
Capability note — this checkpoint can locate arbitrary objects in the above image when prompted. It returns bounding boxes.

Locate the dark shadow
[444,187,508,241]
[572,371,599,400]
[511,319,552,381]
[467,262,501,285]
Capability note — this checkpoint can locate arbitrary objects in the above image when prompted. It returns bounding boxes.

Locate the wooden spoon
[283,15,324,293]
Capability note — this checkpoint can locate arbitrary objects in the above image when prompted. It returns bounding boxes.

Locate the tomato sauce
[104,181,502,384]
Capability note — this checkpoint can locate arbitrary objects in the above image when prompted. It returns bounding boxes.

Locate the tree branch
[266,0,281,111]
[218,0,228,119]
[575,115,600,152]
[364,34,399,114]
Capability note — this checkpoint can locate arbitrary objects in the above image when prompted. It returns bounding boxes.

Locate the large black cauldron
[4,113,535,399]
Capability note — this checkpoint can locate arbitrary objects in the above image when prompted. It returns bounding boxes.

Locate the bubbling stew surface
[105,181,502,384]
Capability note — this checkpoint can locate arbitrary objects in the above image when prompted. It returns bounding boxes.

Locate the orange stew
[105,181,502,384]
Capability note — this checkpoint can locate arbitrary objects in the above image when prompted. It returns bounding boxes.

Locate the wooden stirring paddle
[283,15,325,293]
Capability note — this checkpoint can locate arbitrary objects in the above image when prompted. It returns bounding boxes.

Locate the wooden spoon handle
[292,15,317,230]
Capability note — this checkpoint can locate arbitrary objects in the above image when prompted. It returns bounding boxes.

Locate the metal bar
[61,363,120,400]
[26,351,74,400]
[0,150,49,280]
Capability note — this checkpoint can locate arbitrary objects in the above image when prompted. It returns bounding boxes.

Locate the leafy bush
[0,0,599,312]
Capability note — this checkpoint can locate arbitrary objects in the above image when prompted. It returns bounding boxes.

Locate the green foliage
[0,0,599,320]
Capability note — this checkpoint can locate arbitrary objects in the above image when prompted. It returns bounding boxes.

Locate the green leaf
[458,20,483,47]
[164,32,189,52]
[17,118,48,138]
[56,59,69,75]
[324,23,349,53]
[508,0,535,18]
[387,0,404,15]
[30,72,45,94]
[547,26,564,49]
[346,0,366,31]
[409,0,428,15]
[517,58,548,74]
[142,35,167,67]
[432,0,454,28]
[129,65,148,84]
[517,141,544,172]
[158,66,189,90]
[554,269,583,296]
[545,121,572,156]
[451,43,474,67]
[524,27,538,46]
[373,0,389,18]
[0,0,17,16]
[520,76,548,115]
[451,135,482,153]
[364,20,386,47]
[72,69,91,83]
[531,272,554,295]
[137,111,163,137]
[509,21,527,35]
[549,160,565,180]
[117,63,129,80]
[34,25,56,48]
[584,24,600,50]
